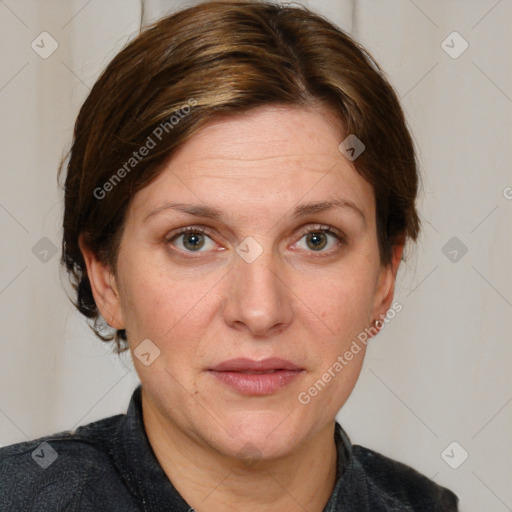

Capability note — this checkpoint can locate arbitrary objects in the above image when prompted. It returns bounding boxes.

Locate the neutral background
[0,0,511,510]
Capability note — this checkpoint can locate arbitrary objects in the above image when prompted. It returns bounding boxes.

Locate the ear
[370,235,405,329]
[78,234,124,330]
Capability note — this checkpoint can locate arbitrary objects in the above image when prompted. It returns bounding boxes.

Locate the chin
[203,410,307,460]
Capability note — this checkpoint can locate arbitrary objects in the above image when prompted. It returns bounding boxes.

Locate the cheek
[306,265,377,337]
[293,258,378,403]
[117,254,220,346]
[299,275,373,410]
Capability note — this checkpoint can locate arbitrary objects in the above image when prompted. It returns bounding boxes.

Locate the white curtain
[0,1,510,510]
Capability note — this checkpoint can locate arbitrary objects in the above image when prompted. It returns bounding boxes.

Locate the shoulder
[0,414,136,511]
[351,444,459,511]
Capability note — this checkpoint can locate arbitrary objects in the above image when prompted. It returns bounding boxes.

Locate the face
[82,104,402,461]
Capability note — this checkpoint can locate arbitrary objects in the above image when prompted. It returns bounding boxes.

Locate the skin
[80,104,403,512]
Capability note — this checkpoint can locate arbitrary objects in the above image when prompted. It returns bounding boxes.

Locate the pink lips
[208,357,305,395]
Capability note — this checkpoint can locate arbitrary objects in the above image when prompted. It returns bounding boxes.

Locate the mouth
[231,369,281,374]
[208,357,303,373]
[207,357,305,395]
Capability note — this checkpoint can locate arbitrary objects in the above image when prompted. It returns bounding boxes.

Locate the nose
[221,244,293,337]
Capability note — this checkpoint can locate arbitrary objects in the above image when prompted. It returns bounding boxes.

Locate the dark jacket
[0,385,459,511]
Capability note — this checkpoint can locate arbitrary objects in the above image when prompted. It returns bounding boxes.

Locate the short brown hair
[59,0,420,353]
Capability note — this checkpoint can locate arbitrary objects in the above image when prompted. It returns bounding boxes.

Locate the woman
[0,1,459,510]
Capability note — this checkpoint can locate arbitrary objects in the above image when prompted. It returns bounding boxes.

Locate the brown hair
[59,0,420,353]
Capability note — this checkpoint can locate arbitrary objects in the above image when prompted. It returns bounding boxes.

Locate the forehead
[128,105,375,223]
[170,104,343,172]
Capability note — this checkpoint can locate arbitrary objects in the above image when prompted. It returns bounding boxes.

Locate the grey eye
[183,232,205,251]
[305,232,328,251]
[296,230,339,252]
[170,231,216,252]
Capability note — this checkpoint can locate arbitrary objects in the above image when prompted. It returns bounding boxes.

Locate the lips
[208,357,303,373]
[207,358,305,395]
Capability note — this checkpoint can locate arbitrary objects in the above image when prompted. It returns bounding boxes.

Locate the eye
[294,225,345,253]
[167,226,217,253]
[166,224,345,256]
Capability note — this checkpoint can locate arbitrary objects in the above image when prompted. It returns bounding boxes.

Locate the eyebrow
[144,198,365,223]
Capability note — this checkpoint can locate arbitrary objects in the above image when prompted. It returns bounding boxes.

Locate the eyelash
[165,224,347,257]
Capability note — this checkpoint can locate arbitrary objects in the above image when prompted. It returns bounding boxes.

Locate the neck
[141,391,339,512]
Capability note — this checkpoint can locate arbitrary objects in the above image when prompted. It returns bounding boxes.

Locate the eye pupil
[306,232,327,251]
[183,233,205,251]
